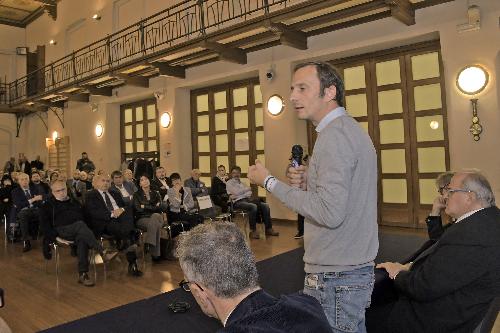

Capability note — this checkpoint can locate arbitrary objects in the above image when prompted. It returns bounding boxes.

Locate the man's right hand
[286,165,307,190]
[32,194,43,202]
[430,196,446,216]
[112,208,124,218]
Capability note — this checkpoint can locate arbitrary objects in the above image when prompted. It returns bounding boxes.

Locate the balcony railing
[5,0,297,106]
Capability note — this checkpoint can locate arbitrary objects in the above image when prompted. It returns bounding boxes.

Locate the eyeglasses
[446,188,473,195]
[179,279,203,292]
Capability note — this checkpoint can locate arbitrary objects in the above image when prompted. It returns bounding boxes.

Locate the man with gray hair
[367,170,500,332]
[177,222,332,332]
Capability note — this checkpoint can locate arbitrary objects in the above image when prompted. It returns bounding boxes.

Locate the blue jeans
[303,266,374,333]
[233,198,272,230]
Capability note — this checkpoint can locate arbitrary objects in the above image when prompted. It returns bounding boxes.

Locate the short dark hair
[294,61,344,107]
[82,152,87,155]
[218,165,226,169]
[231,166,241,173]
[170,172,181,181]
[111,170,122,179]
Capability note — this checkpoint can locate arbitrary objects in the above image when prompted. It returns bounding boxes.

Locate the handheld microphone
[291,145,303,168]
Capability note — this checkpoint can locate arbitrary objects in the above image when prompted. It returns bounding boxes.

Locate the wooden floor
[0,218,302,333]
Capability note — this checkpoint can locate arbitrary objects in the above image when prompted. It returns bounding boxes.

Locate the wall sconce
[95,123,104,137]
[267,94,284,116]
[429,120,439,130]
[49,39,57,45]
[92,13,101,20]
[456,65,489,141]
[160,112,172,128]
[52,131,59,141]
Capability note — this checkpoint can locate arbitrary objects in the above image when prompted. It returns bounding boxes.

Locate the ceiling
[0,0,49,27]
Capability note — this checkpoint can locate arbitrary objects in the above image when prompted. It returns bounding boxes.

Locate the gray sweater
[273,115,378,273]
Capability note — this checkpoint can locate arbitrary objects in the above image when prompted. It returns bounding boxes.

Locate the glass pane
[414,84,442,111]
[255,107,263,127]
[197,94,209,112]
[199,156,211,173]
[379,119,405,144]
[419,178,437,205]
[257,154,265,166]
[198,135,210,152]
[136,124,143,139]
[148,140,157,152]
[135,107,143,121]
[258,186,266,198]
[200,177,211,187]
[233,87,247,107]
[236,155,249,173]
[344,66,365,90]
[381,149,406,173]
[240,178,250,186]
[359,122,369,133]
[214,91,227,110]
[216,135,228,152]
[378,89,403,115]
[256,131,265,150]
[124,125,132,139]
[382,179,407,203]
[254,85,262,104]
[418,147,446,173]
[234,110,248,129]
[147,104,156,120]
[215,113,227,131]
[124,108,132,122]
[376,60,401,86]
[235,132,249,151]
[198,115,210,132]
[136,141,144,153]
[148,122,156,137]
[416,115,444,142]
[216,156,229,170]
[345,94,367,117]
[125,141,133,153]
[412,52,440,81]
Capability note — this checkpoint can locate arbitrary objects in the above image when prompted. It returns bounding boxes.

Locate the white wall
[6,0,500,220]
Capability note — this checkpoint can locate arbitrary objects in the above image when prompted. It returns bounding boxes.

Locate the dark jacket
[11,184,45,213]
[220,290,332,333]
[39,196,85,242]
[110,182,136,206]
[31,159,44,171]
[84,189,126,231]
[151,177,171,199]
[388,206,500,333]
[76,158,95,173]
[132,189,164,219]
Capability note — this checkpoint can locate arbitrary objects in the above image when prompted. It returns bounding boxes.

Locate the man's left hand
[248,160,270,187]
[376,262,408,279]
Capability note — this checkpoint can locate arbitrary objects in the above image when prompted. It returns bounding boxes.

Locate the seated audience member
[132,175,166,262]
[167,173,204,229]
[184,169,209,198]
[177,222,332,332]
[226,166,278,239]
[76,152,95,173]
[11,172,45,252]
[87,170,95,183]
[39,180,114,287]
[366,170,500,333]
[85,174,143,277]
[30,155,44,171]
[10,171,19,185]
[110,170,135,206]
[211,165,229,213]
[30,171,50,196]
[0,176,13,222]
[18,154,31,176]
[3,157,16,174]
[122,169,138,192]
[67,170,80,188]
[151,166,171,199]
[49,171,59,184]
[76,171,93,201]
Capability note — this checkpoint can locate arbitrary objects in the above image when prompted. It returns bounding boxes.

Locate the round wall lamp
[267,94,285,116]
[160,112,172,128]
[429,120,439,130]
[95,123,104,137]
[456,65,489,141]
[52,131,59,141]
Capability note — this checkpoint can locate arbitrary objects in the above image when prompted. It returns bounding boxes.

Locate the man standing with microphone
[248,61,378,332]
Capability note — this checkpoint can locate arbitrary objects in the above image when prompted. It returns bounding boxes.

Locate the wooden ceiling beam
[83,86,113,96]
[265,22,307,50]
[36,99,66,108]
[200,41,247,65]
[385,0,415,25]
[150,62,186,78]
[115,74,150,88]
[62,93,90,103]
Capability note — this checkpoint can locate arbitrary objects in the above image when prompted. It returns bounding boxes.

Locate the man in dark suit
[367,170,500,333]
[110,170,136,206]
[11,172,46,251]
[30,155,44,171]
[17,154,31,176]
[84,174,143,277]
[151,166,171,199]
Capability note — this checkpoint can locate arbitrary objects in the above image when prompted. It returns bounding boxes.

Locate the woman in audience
[75,171,93,202]
[167,173,204,230]
[132,175,166,262]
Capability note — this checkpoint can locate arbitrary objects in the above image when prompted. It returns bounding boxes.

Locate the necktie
[25,189,32,199]
[103,192,114,212]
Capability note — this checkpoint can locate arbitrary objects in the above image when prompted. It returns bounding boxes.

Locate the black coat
[84,189,127,231]
[388,206,500,333]
[132,189,164,219]
[151,178,171,199]
[30,160,44,171]
[11,184,45,213]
